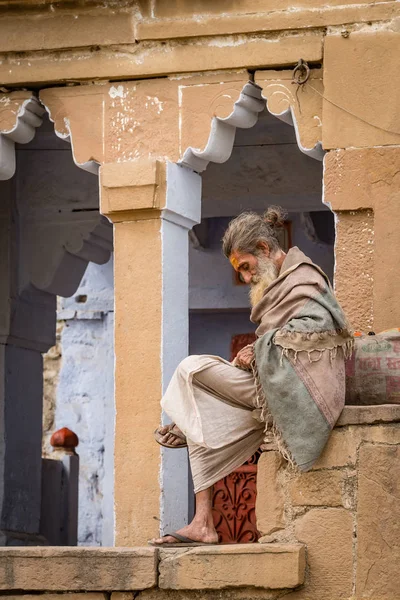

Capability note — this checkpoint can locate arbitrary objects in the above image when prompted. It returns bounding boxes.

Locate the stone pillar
[100,160,201,545]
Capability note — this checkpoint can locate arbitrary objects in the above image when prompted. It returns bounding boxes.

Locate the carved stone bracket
[40,87,104,175]
[179,81,266,173]
[22,213,113,298]
[0,92,45,180]
[255,69,324,161]
[1,181,113,353]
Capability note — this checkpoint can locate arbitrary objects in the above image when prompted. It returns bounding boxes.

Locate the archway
[0,93,112,545]
[171,77,334,539]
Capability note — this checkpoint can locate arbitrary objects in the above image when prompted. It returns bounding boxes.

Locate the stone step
[0,543,305,592]
[0,547,157,591]
[159,543,306,590]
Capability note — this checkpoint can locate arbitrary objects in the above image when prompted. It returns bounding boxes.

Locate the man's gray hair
[222,206,287,258]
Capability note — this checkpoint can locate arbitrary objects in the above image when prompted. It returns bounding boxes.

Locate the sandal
[148,532,218,547]
[153,424,187,449]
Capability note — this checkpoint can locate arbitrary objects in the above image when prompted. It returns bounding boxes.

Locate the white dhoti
[161,355,265,493]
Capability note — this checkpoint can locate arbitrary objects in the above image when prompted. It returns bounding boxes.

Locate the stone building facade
[0,1,399,598]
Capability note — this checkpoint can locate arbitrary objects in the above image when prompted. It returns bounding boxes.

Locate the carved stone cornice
[179,81,266,173]
[0,91,44,179]
[255,69,324,161]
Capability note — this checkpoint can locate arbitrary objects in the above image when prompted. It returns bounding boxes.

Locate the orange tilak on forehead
[230,255,240,270]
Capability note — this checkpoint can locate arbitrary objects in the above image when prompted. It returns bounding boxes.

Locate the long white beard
[249,257,279,308]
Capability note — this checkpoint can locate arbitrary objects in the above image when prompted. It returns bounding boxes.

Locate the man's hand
[233,344,255,370]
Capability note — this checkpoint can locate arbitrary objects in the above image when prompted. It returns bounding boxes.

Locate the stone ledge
[0,547,157,591]
[137,2,398,41]
[5,596,106,600]
[337,404,400,427]
[159,543,305,590]
[0,33,323,87]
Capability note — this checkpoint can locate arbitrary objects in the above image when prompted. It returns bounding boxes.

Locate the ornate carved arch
[178,72,324,177]
[256,69,324,161]
[0,91,44,180]
[179,81,266,172]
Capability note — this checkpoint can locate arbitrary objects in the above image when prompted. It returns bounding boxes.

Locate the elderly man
[150,206,352,547]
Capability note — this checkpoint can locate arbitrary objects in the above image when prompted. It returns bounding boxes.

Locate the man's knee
[176,355,220,379]
[177,355,199,376]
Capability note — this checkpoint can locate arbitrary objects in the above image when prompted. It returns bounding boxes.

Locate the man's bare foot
[150,519,218,545]
[156,423,186,447]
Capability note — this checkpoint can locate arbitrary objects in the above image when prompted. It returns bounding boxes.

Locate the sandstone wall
[0,407,399,599]
[256,405,400,599]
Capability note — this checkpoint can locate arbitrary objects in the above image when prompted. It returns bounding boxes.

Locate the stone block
[337,404,400,427]
[329,208,374,332]
[159,544,305,590]
[4,596,106,600]
[356,443,400,599]
[0,547,157,591]
[100,159,163,215]
[324,146,400,331]
[312,427,357,469]
[289,470,344,506]
[138,3,397,40]
[0,10,137,53]
[360,423,400,446]
[153,0,385,18]
[323,30,400,149]
[256,451,285,535]
[286,508,353,599]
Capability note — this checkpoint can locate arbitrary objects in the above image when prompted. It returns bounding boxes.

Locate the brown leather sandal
[153,423,187,448]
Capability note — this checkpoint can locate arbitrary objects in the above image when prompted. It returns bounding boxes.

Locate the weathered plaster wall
[43,260,115,547]
[56,259,115,547]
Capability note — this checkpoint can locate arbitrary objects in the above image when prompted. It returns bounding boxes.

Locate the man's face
[230,247,279,307]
